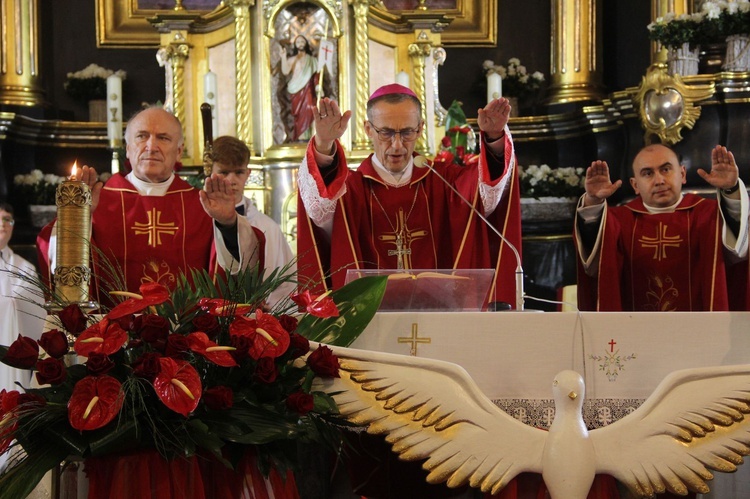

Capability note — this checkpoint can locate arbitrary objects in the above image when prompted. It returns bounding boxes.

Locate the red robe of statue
[297,132,522,308]
[575,194,730,312]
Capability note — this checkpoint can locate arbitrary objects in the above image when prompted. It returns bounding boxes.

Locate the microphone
[413,155,525,311]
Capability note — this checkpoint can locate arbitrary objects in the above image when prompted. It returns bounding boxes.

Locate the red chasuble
[297,133,522,308]
[576,194,729,311]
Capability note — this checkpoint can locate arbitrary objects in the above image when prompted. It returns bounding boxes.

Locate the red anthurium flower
[74,319,128,357]
[154,358,202,417]
[290,290,339,318]
[107,282,170,320]
[68,376,123,431]
[229,311,291,360]
[187,332,237,367]
[0,389,20,454]
[197,298,252,317]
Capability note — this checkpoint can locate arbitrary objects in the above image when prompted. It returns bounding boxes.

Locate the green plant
[0,267,387,499]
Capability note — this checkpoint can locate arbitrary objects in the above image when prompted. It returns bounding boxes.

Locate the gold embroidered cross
[638,222,682,261]
[398,323,431,356]
[132,208,178,247]
[379,208,427,270]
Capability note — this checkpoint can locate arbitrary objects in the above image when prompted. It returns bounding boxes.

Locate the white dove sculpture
[311,342,750,499]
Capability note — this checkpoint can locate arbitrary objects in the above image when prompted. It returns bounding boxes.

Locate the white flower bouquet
[64,63,127,103]
[483,58,545,101]
[519,164,585,199]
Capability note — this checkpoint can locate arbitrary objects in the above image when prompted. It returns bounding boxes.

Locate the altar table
[351,311,750,497]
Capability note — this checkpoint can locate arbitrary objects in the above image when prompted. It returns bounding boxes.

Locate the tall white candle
[204,70,218,137]
[395,71,410,88]
[487,72,502,104]
[106,74,123,148]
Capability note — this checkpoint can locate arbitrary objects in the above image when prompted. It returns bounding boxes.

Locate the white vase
[667,42,700,76]
[520,196,578,222]
[28,204,57,228]
[724,34,750,72]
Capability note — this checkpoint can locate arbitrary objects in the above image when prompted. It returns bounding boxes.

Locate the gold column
[227,0,254,153]
[351,0,370,150]
[651,0,690,63]
[160,33,190,152]
[0,0,45,106]
[408,33,432,154]
[546,0,605,105]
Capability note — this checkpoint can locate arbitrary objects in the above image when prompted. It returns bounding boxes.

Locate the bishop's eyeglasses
[368,122,421,143]
[1,216,14,226]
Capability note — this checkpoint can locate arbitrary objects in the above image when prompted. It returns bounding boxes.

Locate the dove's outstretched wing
[312,343,546,495]
[592,364,750,497]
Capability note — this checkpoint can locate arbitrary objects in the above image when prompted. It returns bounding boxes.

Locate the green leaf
[0,441,68,499]
[296,276,387,346]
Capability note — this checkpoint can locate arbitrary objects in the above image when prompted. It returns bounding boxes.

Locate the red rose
[112,314,135,332]
[35,357,67,385]
[133,314,170,349]
[58,304,87,335]
[230,335,250,362]
[287,334,310,359]
[254,357,278,384]
[307,346,340,378]
[38,329,69,358]
[286,391,314,415]
[3,335,39,369]
[456,146,466,158]
[277,314,298,334]
[192,314,221,339]
[165,335,190,358]
[86,353,115,375]
[202,386,234,411]
[441,135,452,147]
[133,352,162,381]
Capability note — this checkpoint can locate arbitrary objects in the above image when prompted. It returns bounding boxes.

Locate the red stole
[297,135,522,307]
[90,174,219,303]
[576,195,728,311]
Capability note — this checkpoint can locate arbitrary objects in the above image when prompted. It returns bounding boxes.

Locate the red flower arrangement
[0,270,387,499]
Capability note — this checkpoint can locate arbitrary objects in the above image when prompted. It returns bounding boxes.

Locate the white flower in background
[519,165,585,198]
[508,57,521,65]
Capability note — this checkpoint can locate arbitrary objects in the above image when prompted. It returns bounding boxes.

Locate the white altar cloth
[351,311,750,497]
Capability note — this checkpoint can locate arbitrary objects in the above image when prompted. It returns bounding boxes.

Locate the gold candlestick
[52,174,97,311]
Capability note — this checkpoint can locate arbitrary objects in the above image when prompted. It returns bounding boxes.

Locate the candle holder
[45,178,99,312]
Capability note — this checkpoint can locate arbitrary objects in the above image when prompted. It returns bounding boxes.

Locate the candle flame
[70,161,79,180]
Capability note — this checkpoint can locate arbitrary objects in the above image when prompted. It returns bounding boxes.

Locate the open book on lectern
[345,269,494,311]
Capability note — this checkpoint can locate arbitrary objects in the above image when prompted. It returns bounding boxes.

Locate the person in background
[37,106,266,305]
[211,135,296,308]
[575,143,748,312]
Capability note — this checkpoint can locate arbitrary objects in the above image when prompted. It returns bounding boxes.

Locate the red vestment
[297,133,522,308]
[575,194,729,311]
[37,174,265,307]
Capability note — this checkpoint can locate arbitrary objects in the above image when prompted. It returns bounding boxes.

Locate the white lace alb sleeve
[479,126,514,216]
[298,155,347,238]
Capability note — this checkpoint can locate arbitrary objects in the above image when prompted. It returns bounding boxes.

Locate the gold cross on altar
[378,208,427,270]
[132,208,178,247]
[638,222,683,261]
[398,323,431,356]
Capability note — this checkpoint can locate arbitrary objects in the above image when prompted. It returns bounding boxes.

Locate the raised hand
[477,98,511,141]
[698,145,739,191]
[76,165,103,212]
[200,174,238,226]
[313,97,352,155]
[583,160,622,206]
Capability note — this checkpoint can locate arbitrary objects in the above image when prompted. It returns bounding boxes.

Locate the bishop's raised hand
[477,98,511,141]
[313,97,352,155]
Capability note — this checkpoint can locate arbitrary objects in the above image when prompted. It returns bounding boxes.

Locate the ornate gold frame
[633,64,715,145]
[95,0,216,48]
[96,0,494,48]
[370,0,496,46]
